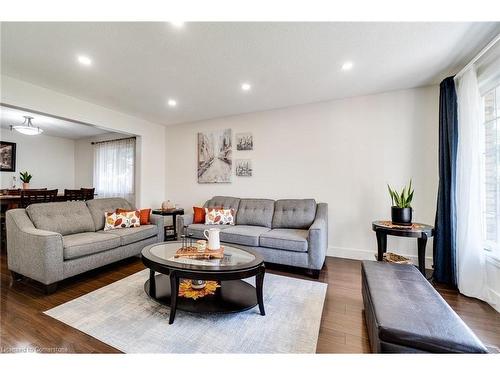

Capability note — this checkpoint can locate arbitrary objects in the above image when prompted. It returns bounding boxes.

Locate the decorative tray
[378,221,425,230]
[174,246,225,260]
[374,252,412,265]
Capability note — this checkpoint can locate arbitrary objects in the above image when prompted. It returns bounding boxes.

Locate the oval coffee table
[141,241,265,324]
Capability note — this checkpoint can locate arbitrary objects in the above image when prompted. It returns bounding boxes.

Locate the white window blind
[482,85,500,252]
[93,137,136,203]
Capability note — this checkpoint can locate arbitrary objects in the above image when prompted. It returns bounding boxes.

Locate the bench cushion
[220,225,271,246]
[63,232,121,260]
[361,260,488,353]
[260,228,308,252]
[27,201,95,236]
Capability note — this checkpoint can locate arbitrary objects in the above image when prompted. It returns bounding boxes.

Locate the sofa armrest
[176,214,194,239]
[6,209,64,285]
[307,203,328,270]
[149,214,165,242]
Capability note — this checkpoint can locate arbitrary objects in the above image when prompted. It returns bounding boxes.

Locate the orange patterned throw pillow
[204,208,235,225]
[104,210,141,231]
[116,208,151,225]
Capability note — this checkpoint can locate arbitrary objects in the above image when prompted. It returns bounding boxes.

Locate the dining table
[0,193,95,209]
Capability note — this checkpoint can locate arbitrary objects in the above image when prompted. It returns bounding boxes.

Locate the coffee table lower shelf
[144,274,260,316]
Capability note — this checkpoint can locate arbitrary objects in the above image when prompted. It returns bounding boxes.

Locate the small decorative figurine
[161,200,175,210]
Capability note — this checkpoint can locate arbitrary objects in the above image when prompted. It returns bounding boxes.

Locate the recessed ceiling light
[77,55,92,66]
[167,99,177,107]
[170,21,185,28]
[341,61,353,71]
[241,83,252,91]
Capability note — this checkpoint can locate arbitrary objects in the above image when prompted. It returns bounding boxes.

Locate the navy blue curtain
[433,77,458,286]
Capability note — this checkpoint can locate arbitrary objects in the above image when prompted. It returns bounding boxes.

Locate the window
[93,138,135,203]
[482,85,500,252]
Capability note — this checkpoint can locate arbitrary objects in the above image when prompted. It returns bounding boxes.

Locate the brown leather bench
[361,260,488,353]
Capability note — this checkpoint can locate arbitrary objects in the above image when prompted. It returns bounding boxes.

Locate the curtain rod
[454,33,500,80]
[91,136,136,145]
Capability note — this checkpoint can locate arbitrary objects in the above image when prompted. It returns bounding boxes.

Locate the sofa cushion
[117,208,151,225]
[272,199,317,229]
[220,225,271,247]
[193,206,206,224]
[236,199,275,228]
[63,232,121,260]
[98,224,157,246]
[205,208,235,225]
[204,196,240,220]
[27,201,95,236]
[260,228,309,252]
[104,210,141,231]
[187,223,232,239]
[86,198,134,231]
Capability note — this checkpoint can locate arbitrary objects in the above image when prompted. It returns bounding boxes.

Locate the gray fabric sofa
[6,198,164,293]
[176,196,328,277]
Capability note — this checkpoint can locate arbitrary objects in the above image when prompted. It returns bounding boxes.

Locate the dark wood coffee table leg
[256,267,265,316]
[172,213,178,239]
[376,231,387,261]
[169,272,179,324]
[149,269,156,298]
[417,234,428,275]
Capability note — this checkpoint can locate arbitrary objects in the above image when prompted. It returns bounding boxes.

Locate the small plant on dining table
[19,171,32,183]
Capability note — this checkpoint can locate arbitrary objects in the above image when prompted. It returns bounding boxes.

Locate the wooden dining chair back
[64,189,84,201]
[0,189,22,247]
[20,189,58,208]
[1,189,22,196]
[81,187,95,201]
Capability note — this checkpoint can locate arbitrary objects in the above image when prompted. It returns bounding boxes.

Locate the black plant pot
[391,206,412,226]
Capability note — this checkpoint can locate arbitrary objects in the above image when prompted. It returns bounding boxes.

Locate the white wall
[165,86,439,264]
[1,75,167,208]
[0,129,75,190]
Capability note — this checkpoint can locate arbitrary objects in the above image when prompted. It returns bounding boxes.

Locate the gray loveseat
[177,196,328,277]
[6,197,164,293]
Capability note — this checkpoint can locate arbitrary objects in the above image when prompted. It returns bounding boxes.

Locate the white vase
[203,228,221,250]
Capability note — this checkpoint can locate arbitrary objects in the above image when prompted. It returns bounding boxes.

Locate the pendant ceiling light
[10,116,43,135]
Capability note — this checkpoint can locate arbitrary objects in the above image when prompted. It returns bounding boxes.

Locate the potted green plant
[387,179,414,226]
[20,171,32,190]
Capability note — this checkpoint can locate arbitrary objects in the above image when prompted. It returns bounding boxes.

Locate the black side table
[152,208,185,241]
[372,220,434,275]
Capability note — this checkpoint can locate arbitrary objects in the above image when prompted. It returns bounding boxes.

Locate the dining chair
[0,189,22,196]
[81,187,95,201]
[64,189,84,201]
[0,189,22,249]
[19,189,58,208]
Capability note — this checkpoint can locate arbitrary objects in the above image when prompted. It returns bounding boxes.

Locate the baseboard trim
[486,254,500,313]
[327,246,433,268]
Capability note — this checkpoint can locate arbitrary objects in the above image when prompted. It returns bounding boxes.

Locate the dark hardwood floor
[1,250,499,353]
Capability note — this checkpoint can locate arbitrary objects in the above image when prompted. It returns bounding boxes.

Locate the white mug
[203,228,221,250]
[196,240,207,253]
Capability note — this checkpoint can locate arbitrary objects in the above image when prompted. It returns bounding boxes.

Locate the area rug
[44,270,327,353]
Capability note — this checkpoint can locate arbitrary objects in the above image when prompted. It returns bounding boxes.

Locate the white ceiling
[1,22,499,126]
[0,106,111,139]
